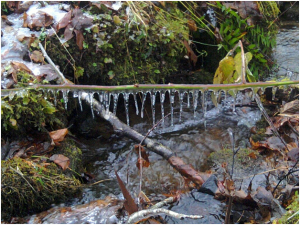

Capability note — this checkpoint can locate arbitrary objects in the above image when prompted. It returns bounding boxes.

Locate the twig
[254,94,288,154]
[90,179,111,186]
[39,42,69,84]
[150,197,176,210]
[272,158,299,195]
[126,208,203,224]
[10,166,36,193]
[137,113,171,202]
[239,40,246,84]
[139,113,171,146]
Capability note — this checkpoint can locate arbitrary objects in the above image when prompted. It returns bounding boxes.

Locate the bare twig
[239,40,246,84]
[150,196,176,210]
[126,208,203,224]
[272,158,299,195]
[10,166,36,193]
[254,94,288,154]
[137,113,171,202]
[39,42,69,84]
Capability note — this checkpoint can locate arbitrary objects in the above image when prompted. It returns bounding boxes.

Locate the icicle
[133,92,139,115]
[98,91,104,105]
[213,90,220,112]
[104,92,110,113]
[150,91,156,126]
[77,91,83,111]
[54,90,58,106]
[141,92,147,119]
[272,86,278,101]
[187,91,190,108]
[160,91,165,126]
[73,90,78,98]
[123,92,130,126]
[231,90,238,113]
[179,91,184,123]
[113,93,119,115]
[169,89,175,126]
[202,91,207,129]
[89,92,95,119]
[62,90,69,110]
[192,90,199,118]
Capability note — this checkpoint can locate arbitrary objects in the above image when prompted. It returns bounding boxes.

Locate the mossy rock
[53,138,83,173]
[1,157,81,220]
[44,2,190,85]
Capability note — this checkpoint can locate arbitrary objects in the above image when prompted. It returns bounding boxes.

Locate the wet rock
[165,191,225,224]
[198,174,218,196]
[24,195,124,224]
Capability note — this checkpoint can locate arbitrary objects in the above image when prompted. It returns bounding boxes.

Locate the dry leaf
[57,10,72,30]
[248,152,257,159]
[50,154,70,170]
[182,40,198,66]
[49,128,68,146]
[30,50,44,63]
[74,30,84,50]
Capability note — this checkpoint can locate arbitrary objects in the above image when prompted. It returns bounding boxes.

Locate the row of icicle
[38,86,286,127]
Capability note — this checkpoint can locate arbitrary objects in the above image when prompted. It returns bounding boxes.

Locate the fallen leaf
[49,128,68,146]
[74,30,84,50]
[64,23,74,42]
[24,11,53,30]
[182,40,198,66]
[71,7,93,30]
[187,19,197,32]
[57,10,72,30]
[136,158,150,169]
[50,154,70,170]
[30,50,44,63]
[115,170,138,215]
[248,152,257,159]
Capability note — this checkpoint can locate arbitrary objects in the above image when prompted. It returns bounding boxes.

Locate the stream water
[1,3,299,224]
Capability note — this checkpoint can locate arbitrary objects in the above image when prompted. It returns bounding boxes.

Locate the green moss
[1,71,67,137]
[208,147,260,169]
[278,192,299,224]
[45,2,190,85]
[54,138,83,173]
[1,158,81,220]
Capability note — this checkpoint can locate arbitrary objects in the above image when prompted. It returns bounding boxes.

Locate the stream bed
[1,3,299,224]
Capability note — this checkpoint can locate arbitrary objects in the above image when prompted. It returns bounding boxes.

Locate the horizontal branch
[1,80,298,95]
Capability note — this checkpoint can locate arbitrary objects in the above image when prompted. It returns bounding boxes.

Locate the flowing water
[1,3,299,223]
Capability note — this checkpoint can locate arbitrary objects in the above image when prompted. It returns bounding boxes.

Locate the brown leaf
[50,154,70,170]
[134,144,150,166]
[64,24,74,42]
[74,30,84,50]
[287,148,299,162]
[182,40,198,66]
[57,10,72,30]
[187,19,197,32]
[30,50,44,63]
[49,128,68,146]
[214,27,223,43]
[22,12,28,27]
[24,11,53,30]
[248,152,257,159]
[280,100,299,115]
[71,7,93,30]
[223,2,260,19]
[11,61,32,74]
[114,170,138,215]
[136,157,150,169]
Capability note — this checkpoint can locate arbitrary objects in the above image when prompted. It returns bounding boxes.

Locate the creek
[1,3,298,223]
[38,22,298,224]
